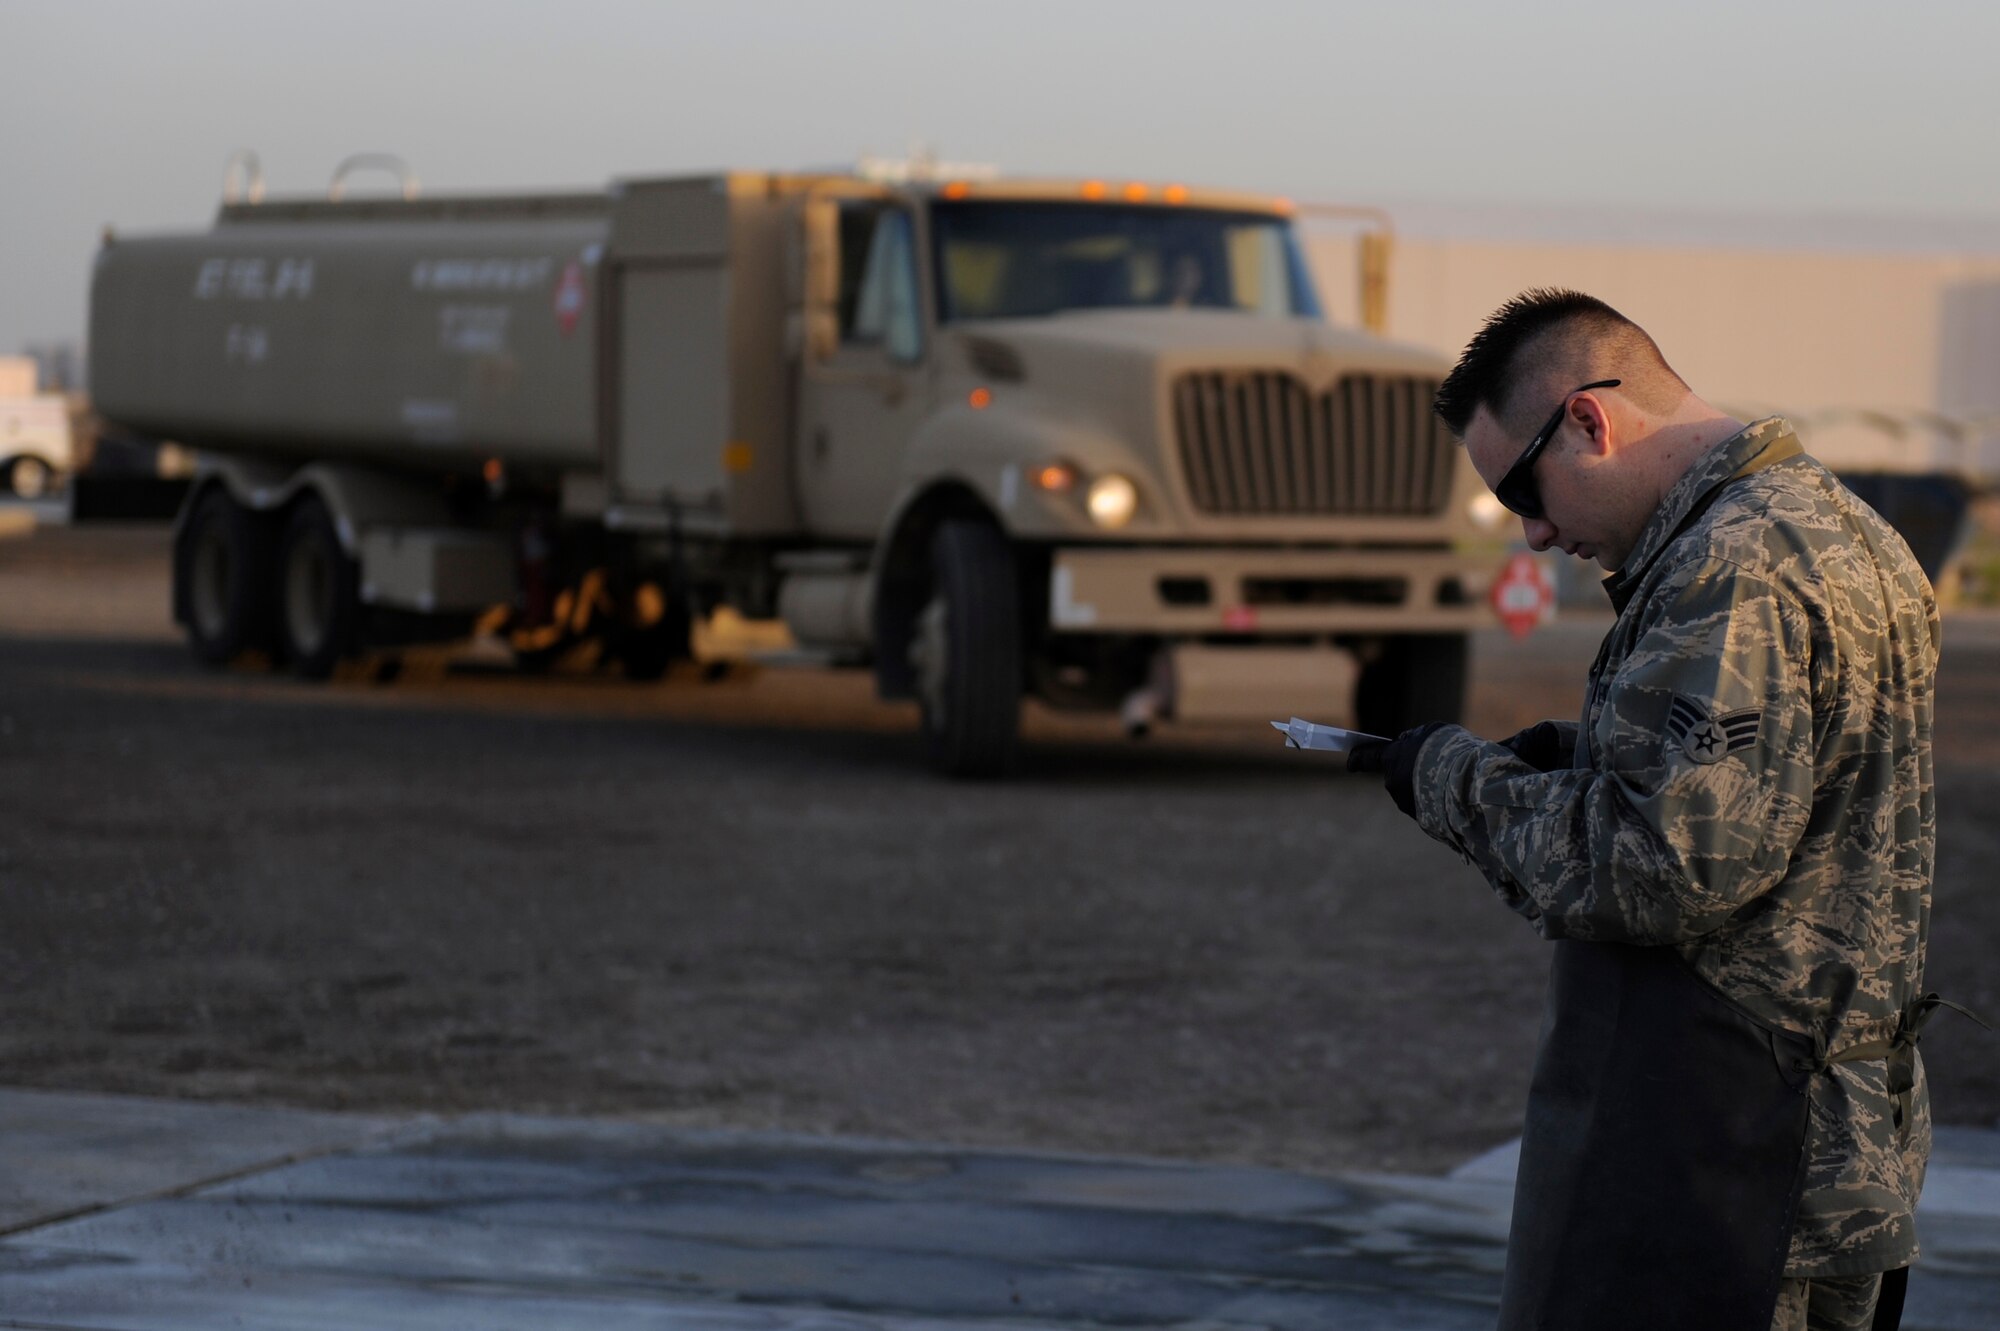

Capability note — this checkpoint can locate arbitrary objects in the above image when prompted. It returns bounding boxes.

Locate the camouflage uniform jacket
[1412,418,1938,1277]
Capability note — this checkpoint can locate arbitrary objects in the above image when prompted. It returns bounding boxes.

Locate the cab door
[794,202,931,540]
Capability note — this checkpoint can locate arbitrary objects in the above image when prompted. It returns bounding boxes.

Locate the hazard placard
[553,260,587,335]
[1490,551,1557,638]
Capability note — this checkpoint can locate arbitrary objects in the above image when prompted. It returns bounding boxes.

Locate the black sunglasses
[1493,379,1620,520]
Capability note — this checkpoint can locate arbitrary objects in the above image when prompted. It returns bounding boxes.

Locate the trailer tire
[175,486,277,667]
[277,496,360,678]
[1355,633,1468,737]
[912,519,1021,778]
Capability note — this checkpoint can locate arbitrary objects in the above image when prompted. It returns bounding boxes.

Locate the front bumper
[1047,546,1502,634]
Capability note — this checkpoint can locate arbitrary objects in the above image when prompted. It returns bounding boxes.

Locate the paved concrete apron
[0,1090,1994,1329]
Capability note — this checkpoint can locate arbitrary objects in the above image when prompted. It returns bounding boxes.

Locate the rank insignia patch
[1666,695,1761,764]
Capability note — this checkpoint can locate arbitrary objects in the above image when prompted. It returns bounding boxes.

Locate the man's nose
[1521,516,1557,552]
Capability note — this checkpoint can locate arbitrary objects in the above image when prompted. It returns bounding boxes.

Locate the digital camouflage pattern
[1769,1271,1884,1331]
[1413,418,1938,1276]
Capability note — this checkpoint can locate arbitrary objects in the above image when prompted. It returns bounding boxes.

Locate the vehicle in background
[89,157,1521,775]
[65,419,197,522]
[0,356,75,499]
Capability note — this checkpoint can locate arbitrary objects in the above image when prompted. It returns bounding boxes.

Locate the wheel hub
[286,537,333,656]
[190,527,232,640]
[11,459,48,500]
[910,595,949,727]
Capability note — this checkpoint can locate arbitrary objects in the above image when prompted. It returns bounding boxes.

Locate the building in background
[19,342,84,394]
[1302,208,2000,587]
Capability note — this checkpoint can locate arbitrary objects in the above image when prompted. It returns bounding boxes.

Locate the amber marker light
[1029,461,1080,494]
[1122,183,1148,202]
[633,581,668,626]
[968,387,993,410]
[942,181,972,200]
[482,457,504,487]
[1162,184,1189,204]
[1080,179,1108,200]
[722,441,755,473]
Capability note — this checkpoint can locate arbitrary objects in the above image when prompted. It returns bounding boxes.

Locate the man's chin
[1568,546,1616,571]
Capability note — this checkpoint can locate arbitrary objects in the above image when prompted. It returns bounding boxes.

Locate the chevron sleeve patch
[1664,693,1762,765]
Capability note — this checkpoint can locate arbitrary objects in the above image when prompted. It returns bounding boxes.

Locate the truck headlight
[1086,473,1138,529]
[1468,492,1509,532]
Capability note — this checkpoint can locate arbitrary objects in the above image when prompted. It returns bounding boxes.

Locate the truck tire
[5,456,51,499]
[175,486,277,667]
[277,496,360,678]
[1355,633,1469,737]
[912,519,1021,777]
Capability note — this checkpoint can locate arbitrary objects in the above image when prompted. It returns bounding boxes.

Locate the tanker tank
[89,195,611,472]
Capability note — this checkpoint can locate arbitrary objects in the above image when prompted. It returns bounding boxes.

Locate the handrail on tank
[222,149,265,206]
[1297,203,1395,336]
[328,153,421,202]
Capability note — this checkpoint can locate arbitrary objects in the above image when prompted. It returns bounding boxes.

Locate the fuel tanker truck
[89,161,1518,775]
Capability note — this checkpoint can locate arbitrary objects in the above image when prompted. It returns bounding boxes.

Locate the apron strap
[1808,993,1992,1079]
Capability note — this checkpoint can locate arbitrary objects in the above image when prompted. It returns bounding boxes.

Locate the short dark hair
[1433,288,1685,437]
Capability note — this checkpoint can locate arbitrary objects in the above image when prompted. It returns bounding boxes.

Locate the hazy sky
[6,0,1999,355]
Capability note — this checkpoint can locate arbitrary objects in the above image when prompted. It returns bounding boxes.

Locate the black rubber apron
[1497,940,1817,1330]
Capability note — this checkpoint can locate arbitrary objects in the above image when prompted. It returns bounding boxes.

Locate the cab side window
[837,206,923,363]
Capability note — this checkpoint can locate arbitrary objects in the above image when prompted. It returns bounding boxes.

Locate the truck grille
[1171,371,1453,517]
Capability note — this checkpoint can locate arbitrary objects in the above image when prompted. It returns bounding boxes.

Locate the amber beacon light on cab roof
[88,153,1522,776]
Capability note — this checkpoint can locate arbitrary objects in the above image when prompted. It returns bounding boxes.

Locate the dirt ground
[2,521,1997,1177]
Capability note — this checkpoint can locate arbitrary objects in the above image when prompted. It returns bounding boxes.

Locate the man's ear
[1569,390,1615,457]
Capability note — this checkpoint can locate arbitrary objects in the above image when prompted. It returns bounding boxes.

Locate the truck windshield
[930,202,1323,323]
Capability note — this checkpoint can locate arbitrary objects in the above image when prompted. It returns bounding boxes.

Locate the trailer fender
[292,465,459,554]
[175,456,292,533]
[178,458,453,555]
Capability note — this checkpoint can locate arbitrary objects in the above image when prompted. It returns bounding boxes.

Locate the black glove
[1500,719,1576,773]
[1346,721,1450,818]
